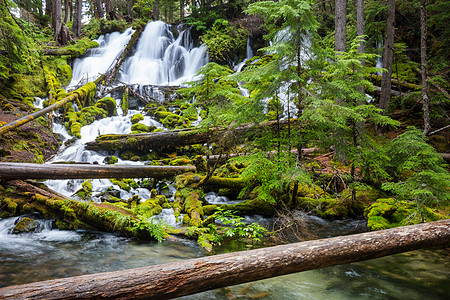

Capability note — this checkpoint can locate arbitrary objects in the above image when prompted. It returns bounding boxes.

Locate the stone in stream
[13,217,38,234]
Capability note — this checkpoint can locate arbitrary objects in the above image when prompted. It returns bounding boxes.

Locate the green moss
[364,198,445,231]
[169,157,191,166]
[75,180,92,200]
[96,97,117,117]
[103,155,118,164]
[131,113,144,124]
[182,104,198,121]
[222,198,274,216]
[121,89,129,116]
[131,123,150,132]
[110,178,138,192]
[13,217,38,233]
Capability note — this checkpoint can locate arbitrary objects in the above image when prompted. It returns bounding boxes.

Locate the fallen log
[0,163,195,180]
[0,82,96,135]
[0,219,448,299]
[85,119,296,153]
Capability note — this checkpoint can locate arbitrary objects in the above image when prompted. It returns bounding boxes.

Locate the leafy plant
[211,207,267,243]
[381,127,450,221]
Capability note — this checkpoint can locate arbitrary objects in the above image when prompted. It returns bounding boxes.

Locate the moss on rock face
[131,113,144,124]
[13,217,38,233]
[96,97,117,117]
[222,198,274,216]
[364,198,446,231]
[152,106,191,129]
[131,122,150,133]
[75,180,93,200]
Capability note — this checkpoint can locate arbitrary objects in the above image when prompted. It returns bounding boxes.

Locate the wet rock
[13,217,38,234]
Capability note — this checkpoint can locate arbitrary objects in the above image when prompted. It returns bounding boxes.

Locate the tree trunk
[95,0,103,19]
[85,119,297,153]
[0,82,96,135]
[127,0,133,19]
[0,163,195,180]
[45,0,52,18]
[180,0,184,19]
[63,0,71,24]
[153,0,159,20]
[379,0,395,110]
[334,0,347,162]
[0,219,448,299]
[356,0,365,64]
[72,0,82,37]
[421,0,430,135]
[52,0,63,45]
[334,0,347,53]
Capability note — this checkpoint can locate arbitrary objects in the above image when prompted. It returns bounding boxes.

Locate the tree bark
[127,0,133,19]
[72,0,82,37]
[52,0,63,45]
[0,82,96,135]
[95,0,103,19]
[153,0,159,20]
[63,0,71,24]
[180,0,184,19]
[85,119,296,153]
[421,0,430,135]
[334,0,347,53]
[379,0,395,110]
[0,163,195,180]
[0,219,448,299]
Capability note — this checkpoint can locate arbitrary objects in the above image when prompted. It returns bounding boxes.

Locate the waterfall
[119,21,208,86]
[68,28,134,89]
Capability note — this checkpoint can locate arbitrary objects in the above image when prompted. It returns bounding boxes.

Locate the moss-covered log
[1,220,449,299]
[0,180,164,240]
[0,82,96,135]
[0,163,196,180]
[85,119,296,153]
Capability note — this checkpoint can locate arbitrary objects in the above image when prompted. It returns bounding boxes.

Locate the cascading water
[68,28,134,89]
[119,21,207,86]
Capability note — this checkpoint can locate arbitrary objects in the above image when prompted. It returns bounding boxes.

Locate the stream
[0,21,449,299]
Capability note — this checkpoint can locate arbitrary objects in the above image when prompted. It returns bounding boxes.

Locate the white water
[120,21,207,86]
[68,28,134,89]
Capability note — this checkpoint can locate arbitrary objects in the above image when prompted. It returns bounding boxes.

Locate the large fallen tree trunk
[0,82,96,135]
[0,163,195,180]
[0,219,448,299]
[85,119,296,153]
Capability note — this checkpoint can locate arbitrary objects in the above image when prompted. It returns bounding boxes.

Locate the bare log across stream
[0,219,448,300]
[0,163,195,180]
[85,119,296,152]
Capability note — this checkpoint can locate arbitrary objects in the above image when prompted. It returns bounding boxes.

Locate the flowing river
[0,21,449,299]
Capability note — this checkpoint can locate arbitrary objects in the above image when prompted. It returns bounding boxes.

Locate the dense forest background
[0,0,449,243]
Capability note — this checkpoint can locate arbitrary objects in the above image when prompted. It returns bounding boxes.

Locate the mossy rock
[364,198,445,231]
[131,123,150,132]
[74,180,93,200]
[13,217,38,233]
[222,198,274,216]
[96,97,117,117]
[103,155,118,165]
[131,113,144,124]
